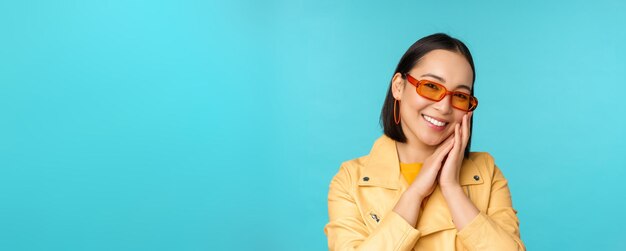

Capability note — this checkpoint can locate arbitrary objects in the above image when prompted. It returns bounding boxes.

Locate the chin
[413,124,451,146]
[417,134,445,146]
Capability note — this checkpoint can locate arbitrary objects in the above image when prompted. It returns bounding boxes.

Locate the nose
[431,94,453,114]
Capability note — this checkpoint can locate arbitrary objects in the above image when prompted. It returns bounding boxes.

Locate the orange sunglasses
[405,74,478,112]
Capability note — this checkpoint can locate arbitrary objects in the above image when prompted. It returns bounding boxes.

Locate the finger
[461,114,470,150]
[454,123,462,155]
[446,123,462,168]
[420,156,447,178]
[439,127,460,176]
[465,112,474,140]
[459,115,465,139]
[441,125,460,166]
[437,139,455,162]
[426,142,454,172]
[433,135,455,161]
[465,112,472,135]
[432,134,454,157]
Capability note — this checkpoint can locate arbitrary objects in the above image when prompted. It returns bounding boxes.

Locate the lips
[422,114,449,128]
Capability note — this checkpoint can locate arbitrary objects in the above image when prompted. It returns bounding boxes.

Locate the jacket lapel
[459,157,484,186]
[357,135,401,190]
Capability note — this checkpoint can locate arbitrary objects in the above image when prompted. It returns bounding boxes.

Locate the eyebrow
[420,73,472,92]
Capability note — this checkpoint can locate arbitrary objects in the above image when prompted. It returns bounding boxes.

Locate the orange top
[400,162,423,185]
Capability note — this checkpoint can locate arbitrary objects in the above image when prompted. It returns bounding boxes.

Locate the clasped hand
[408,112,473,200]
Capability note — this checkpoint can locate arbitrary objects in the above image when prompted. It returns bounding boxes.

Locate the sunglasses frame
[404,73,478,112]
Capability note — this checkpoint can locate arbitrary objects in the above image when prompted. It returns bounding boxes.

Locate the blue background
[1,0,625,250]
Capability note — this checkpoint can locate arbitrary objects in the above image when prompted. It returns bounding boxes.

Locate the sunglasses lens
[416,82,445,100]
[451,93,471,111]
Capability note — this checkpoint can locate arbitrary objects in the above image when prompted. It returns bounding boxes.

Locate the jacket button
[473,175,480,181]
[363,177,370,181]
[370,213,380,222]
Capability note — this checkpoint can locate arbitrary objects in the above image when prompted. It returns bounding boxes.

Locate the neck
[395,135,436,164]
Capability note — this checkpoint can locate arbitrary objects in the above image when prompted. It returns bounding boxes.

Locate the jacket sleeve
[457,160,526,251]
[324,164,421,251]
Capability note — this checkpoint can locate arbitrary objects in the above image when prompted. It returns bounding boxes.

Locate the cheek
[451,112,468,128]
[401,102,430,122]
[402,95,431,113]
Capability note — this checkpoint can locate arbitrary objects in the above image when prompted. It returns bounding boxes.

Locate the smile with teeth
[422,114,448,127]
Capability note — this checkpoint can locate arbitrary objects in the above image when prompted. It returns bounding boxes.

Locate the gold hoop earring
[393,99,401,125]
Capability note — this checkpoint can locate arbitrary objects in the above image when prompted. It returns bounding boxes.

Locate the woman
[324,33,525,251]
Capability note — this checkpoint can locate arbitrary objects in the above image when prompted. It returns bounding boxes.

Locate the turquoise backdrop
[1,0,625,250]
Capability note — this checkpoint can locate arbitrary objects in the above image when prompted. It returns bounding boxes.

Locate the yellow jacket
[324,135,525,251]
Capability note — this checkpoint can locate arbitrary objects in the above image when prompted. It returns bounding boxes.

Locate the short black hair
[380,33,476,157]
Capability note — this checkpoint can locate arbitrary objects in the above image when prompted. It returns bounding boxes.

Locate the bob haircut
[380,33,476,158]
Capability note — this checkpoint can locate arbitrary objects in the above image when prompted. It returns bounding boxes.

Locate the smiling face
[391,49,474,147]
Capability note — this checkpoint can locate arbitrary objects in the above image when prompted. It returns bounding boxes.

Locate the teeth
[423,115,447,127]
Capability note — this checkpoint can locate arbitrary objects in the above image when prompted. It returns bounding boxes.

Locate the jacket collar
[357,135,483,190]
[357,135,402,189]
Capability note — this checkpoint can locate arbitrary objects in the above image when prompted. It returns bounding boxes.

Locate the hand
[393,113,471,227]
[439,112,473,188]
[406,133,455,200]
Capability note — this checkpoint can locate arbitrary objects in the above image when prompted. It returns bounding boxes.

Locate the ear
[391,72,405,100]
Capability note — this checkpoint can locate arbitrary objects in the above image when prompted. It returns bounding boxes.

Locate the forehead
[409,49,474,90]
